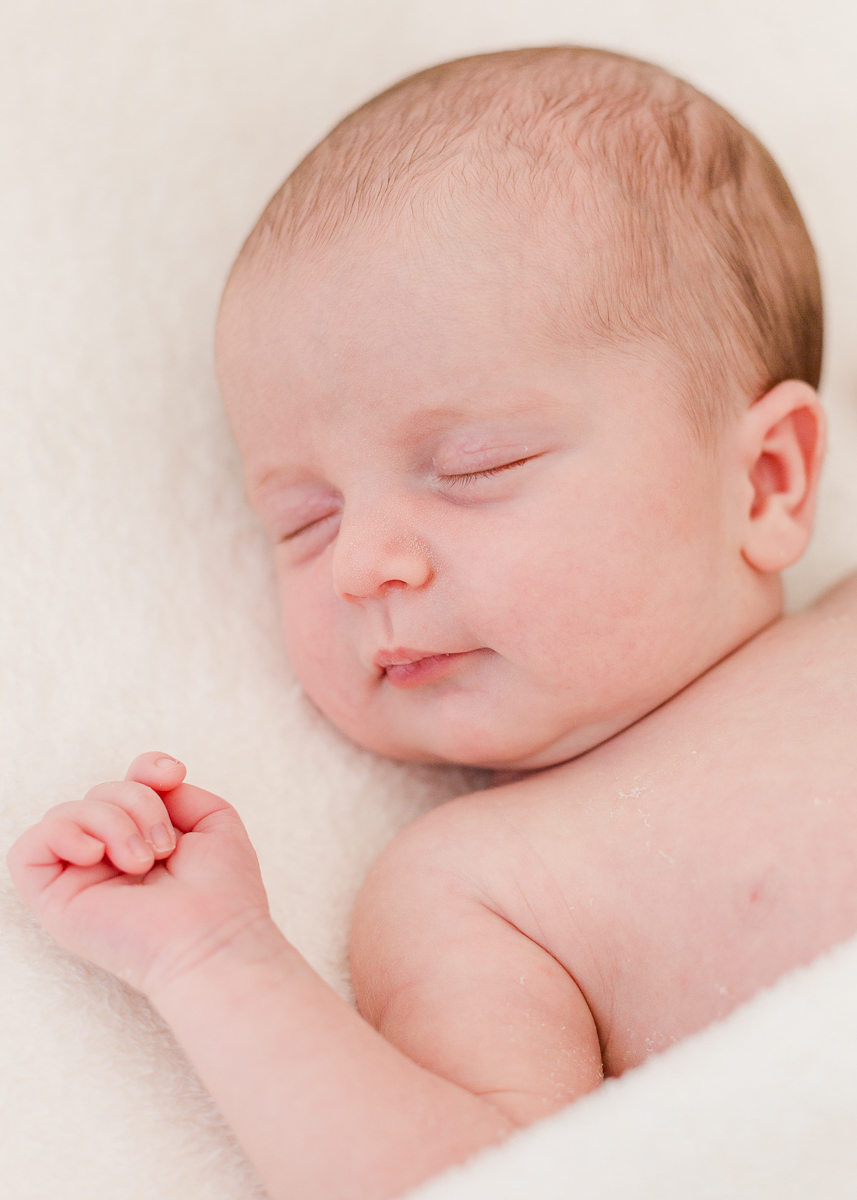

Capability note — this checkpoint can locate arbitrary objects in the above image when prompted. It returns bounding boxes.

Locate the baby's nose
[331,507,433,601]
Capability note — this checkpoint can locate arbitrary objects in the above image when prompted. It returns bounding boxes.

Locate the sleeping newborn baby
[9,47,857,1200]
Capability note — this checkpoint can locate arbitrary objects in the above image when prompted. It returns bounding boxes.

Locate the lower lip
[383,651,474,690]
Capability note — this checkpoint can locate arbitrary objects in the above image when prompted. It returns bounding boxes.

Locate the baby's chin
[332,705,644,773]
[300,657,674,770]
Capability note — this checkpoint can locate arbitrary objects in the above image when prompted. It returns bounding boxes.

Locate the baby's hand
[6,754,272,995]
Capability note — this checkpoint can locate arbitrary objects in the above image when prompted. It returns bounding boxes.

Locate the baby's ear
[738,379,825,573]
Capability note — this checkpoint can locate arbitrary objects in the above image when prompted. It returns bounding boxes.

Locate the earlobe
[739,380,826,574]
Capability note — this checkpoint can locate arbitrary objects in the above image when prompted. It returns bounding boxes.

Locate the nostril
[331,526,433,600]
[341,579,408,603]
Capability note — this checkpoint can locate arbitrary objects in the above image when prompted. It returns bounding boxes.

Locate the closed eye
[278,510,341,543]
[441,455,539,487]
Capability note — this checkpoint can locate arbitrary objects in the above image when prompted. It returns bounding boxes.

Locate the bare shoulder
[349,774,604,1121]
[604,566,857,764]
[351,778,554,944]
[811,568,857,614]
[670,567,857,743]
[353,758,586,936]
[749,567,857,661]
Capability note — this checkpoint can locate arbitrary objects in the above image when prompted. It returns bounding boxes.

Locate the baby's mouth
[375,648,476,689]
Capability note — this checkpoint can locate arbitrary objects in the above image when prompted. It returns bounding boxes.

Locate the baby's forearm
[149,916,512,1200]
[6,756,513,1199]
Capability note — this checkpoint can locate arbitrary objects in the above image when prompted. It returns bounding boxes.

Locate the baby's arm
[350,803,603,1127]
[7,757,600,1200]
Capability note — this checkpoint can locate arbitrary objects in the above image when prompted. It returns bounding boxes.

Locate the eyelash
[280,510,340,542]
[441,456,535,487]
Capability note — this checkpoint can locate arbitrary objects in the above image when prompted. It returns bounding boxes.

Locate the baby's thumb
[160,782,237,834]
[125,752,187,793]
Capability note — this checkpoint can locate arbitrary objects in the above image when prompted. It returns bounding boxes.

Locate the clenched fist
[7,754,274,995]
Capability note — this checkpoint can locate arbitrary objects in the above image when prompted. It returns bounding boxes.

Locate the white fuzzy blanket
[2,3,856,1197]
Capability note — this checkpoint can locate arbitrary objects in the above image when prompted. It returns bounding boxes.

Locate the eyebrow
[391,389,567,439]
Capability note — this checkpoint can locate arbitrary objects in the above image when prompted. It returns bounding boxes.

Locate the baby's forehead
[221,210,704,477]
[224,281,684,499]
[226,188,624,391]
[224,156,688,437]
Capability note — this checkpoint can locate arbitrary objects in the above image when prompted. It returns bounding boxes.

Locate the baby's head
[216,47,824,770]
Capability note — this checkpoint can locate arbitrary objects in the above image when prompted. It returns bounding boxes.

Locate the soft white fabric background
[1,2,855,1197]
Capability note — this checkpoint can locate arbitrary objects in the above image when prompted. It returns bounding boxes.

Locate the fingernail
[155,756,178,767]
[128,834,152,861]
[150,823,174,853]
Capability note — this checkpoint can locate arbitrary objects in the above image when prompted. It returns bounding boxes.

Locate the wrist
[145,910,301,1014]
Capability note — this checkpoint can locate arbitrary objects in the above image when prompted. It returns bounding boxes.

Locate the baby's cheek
[469,504,654,689]
[278,570,368,718]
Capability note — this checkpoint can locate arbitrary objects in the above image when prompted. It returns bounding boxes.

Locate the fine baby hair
[239,46,822,438]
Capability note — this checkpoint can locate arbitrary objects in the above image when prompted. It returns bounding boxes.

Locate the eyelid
[438,454,539,487]
[262,489,342,544]
[278,508,340,542]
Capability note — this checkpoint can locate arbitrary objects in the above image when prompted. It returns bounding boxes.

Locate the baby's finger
[6,820,108,903]
[160,782,235,834]
[81,781,176,859]
[39,818,107,868]
[125,752,187,794]
[43,800,155,875]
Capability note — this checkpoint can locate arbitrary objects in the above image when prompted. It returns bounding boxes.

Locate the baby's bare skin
[353,572,857,1123]
[10,577,855,1200]
[6,49,844,1200]
[9,222,837,1199]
